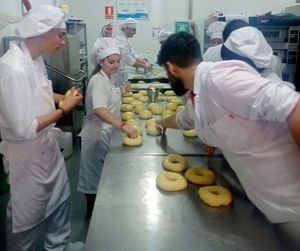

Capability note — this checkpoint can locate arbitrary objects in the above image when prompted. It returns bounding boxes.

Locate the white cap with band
[16,5,65,38]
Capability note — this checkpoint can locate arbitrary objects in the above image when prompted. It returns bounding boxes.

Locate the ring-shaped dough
[183,129,197,137]
[148,103,157,110]
[139,110,153,120]
[145,119,155,128]
[185,167,216,185]
[139,96,149,103]
[166,102,177,111]
[134,104,145,114]
[122,91,133,97]
[122,111,134,121]
[138,90,148,96]
[151,104,163,115]
[123,135,143,146]
[131,100,143,108]
[122,97,134,104]
[121,104,133,112]
[156,171,188,191]
[146,123,161,136]
[162,154,188,172]
[125,119,139,127]
[198,186,232,207]
[132,93,143,100]
[164,90,176,96]
[169,97,183,106]
[161,110,175,118]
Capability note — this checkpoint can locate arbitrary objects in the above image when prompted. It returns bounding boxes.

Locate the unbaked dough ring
[122,97,134,104]
[123,135,143,146]
[121,104,133,112]
[146,122,161,136]
[198,186,232,207]
[156,171,188,191]
[162,154,188,172]
[122,111,134,121]
[183,129,197,137]
[139,110,153,120]
[185,167,215,185]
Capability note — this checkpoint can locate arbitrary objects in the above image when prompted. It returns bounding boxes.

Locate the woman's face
[101,54,121,76]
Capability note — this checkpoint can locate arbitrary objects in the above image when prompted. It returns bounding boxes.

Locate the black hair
[157,32,202,67]
[90,64,102,79]
[222,19,249,42]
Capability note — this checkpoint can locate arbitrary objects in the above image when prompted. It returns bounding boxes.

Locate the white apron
[78,75,121,194]
[0,42,70,233]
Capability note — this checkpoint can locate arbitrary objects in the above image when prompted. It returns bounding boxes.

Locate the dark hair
[90,64,102,79]
[157,32,202,67]
[222,19,249,42]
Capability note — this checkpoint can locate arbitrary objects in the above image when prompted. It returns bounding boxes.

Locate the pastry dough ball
[131,100,143,108]
[122,91,133,97]
[145,119,156,128]
[162,154,188,172]
[122,111,134,121]
[185,167,216,185]
[125,119,139,127]
[138,90,148,96]
[121,104,133,112]
[148,103,157,110]
[131,124,143,136]
[198,186,232,207]
[151,104,164,115]
[157,94,165,102]
[164,90,176,96]
[132,93,142,100]
[156,171,187,192]
[139,95,149,103]
[161,110,175,119]
[122,97,134,104]
[123,135,143,146]
[183,129,197,137]
[146,122,161,136]
[169,97,183,106]
[166,102,177,111]
[134,104,145,114]
[139,110,153,120]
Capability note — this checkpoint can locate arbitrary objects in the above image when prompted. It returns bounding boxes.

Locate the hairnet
[90,38,120,66]
[157,30,172,43]
[206,21,226,40]
[119,18,137,29]
[16,5,65,38]
[223,26,273,68]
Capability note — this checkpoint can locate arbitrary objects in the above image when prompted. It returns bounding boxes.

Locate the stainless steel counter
[85,155,281,251]
[109,118,221,156]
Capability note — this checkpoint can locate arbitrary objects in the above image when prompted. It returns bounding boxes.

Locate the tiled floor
[0,139,89,250]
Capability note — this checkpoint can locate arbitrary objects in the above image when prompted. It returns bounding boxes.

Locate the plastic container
[57,132,73,159]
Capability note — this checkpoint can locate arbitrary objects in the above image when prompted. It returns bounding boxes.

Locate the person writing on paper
[114,17,153,87]
[202,21,226,62]
[156,31,300,247]
[0,5,83,251]
[78,38,138,218]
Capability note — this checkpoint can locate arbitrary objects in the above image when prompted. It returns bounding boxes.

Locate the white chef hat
[90,37,120,66]
[15,5,65,38]
[206,21,226,40]
[157,30,172,43]
[119,18,138,29]
[224,26,273,68]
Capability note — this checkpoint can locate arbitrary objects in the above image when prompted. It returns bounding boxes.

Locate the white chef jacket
[78,70,121,194]
[114,31,139,86]
[0,42,70,232]
[202,44,222,62]
[194,60,300,223]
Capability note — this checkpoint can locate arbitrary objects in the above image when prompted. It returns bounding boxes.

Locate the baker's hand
[155,119,167,135]
[60,87,83,113]
[122,83,132,94]
[122,124,138,139]
[145,62,153,70]
[204,143,217,156]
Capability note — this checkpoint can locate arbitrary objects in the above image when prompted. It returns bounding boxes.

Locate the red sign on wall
[105,6,114,19]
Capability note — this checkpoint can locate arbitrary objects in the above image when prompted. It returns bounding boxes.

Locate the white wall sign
[116,0,149,19]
